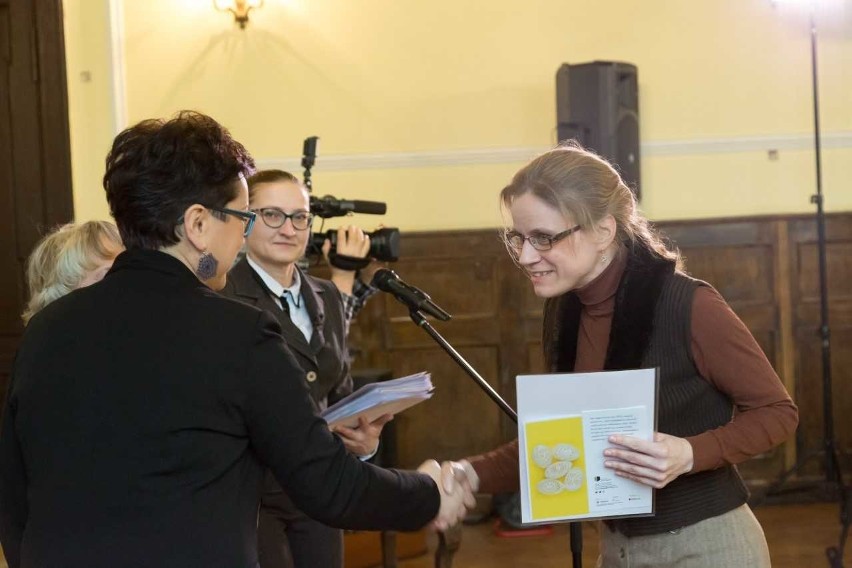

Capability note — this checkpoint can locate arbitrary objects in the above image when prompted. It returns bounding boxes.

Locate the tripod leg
[570,522,583,568]
[825,487,850,568]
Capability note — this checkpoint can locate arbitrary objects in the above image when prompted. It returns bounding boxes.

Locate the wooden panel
[384,257,498,320]
[661,219,773,248]
[795,242,852,303]
[526,343,545,375]
[0,0,18,339]
[680,244,775,306]
[792,329,852,474]
[787,214,852,477]
[388,345,502,468]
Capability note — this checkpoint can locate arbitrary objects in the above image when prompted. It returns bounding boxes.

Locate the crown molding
[256,131,852,173]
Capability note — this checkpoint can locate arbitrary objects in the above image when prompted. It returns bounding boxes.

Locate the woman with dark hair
[0,111,469,568]
[446,143,798,567]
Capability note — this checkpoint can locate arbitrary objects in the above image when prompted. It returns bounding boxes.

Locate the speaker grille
[555,61,641,199]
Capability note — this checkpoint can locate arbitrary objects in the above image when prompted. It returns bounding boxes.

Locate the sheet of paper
[582,406,652,516]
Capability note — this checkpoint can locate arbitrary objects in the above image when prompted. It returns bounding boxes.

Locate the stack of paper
[321,371,434,429]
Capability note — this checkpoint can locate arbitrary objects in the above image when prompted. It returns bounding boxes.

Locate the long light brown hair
[500,141,681,269]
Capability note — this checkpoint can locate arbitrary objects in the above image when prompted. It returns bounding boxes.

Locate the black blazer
[0,250,438,568]
[220,257,351,411]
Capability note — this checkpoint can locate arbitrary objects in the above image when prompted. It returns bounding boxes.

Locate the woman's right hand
[417,459,473,531]
[440,460,480,495]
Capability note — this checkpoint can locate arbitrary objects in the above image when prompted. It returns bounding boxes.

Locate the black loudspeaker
[556,61,641,199]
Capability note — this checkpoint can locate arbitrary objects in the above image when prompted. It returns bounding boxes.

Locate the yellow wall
[63,0,117,222]
[66,0,852,230]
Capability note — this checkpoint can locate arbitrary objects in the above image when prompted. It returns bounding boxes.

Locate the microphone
[301,136,318,170]
[371,269,451,321]
[310,195,387,218]
[301,136,319,192]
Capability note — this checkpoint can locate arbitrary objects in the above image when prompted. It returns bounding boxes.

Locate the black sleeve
[241,311,439,531]
[0,369,28,568]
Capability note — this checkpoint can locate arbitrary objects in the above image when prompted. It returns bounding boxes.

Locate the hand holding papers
[603,431,694,489]
[321,371,433,429]
[334,414,394,457]
[516,368,658,524]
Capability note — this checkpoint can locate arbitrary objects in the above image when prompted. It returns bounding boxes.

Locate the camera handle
[327,252,371,271]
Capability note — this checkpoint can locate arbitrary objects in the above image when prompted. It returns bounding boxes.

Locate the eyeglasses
[207,206,257,237]
[504,225,582,252]
[250,208,314,231]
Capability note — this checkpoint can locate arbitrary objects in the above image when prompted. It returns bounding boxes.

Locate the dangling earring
[196,251,219,280]
[601,254,609,264]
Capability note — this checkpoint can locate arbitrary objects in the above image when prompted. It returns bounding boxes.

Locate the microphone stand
[408,309,516,422]
[751,8,848,566]
[406,307,583,568]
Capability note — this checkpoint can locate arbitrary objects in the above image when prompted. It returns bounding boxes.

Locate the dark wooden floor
[398,503,850,568]
[0,502,847,567]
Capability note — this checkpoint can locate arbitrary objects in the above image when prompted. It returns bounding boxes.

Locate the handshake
[417,459,481,531]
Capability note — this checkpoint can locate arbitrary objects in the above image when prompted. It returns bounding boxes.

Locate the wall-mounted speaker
[556,61,641,199]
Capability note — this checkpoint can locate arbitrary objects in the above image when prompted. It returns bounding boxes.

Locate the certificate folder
[517,368,659,524]
[321,371,433,429]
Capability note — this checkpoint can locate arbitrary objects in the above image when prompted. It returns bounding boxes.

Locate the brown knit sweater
[467,251,798,494]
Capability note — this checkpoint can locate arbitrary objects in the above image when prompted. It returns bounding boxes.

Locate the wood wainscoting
[347,212,852,486]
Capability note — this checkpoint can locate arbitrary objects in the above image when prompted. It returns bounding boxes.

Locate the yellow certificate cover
[524,416,588,521]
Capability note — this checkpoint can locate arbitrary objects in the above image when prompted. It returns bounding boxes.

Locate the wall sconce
[214,0,264,30]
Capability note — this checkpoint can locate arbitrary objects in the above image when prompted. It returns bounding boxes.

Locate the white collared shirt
[245,256,377,461]
[246,256,313,342]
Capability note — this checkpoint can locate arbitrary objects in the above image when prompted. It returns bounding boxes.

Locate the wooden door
[0,0,73,402]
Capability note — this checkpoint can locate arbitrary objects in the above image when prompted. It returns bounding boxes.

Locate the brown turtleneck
[468,251,798,494]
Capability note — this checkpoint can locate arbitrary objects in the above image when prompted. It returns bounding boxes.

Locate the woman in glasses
[221,169,390,568]
[0,112,469,568]
[22,220,123,325]
[448,142,797,567]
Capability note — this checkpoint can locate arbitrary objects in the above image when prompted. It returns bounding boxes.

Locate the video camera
[309,227,400,262]
[301,136,401,263]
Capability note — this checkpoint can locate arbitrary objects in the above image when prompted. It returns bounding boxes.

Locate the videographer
[320,226,381,326]
[220,169,391,568]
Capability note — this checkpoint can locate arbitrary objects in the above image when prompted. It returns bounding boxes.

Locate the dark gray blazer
[220,257,352,411]
[0,249,438,568]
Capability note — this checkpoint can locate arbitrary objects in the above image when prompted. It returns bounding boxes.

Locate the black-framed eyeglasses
[504,225,582,252]
[250,207,314,231]
[207,206,257,237]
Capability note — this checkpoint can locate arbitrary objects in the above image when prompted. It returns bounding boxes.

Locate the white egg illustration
[537,478,563,495]
[563,468,584,491]
[544,460,572,479]
[532,444,553,468]
[553,443,580,462]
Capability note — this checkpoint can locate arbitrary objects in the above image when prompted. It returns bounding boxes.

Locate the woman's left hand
[603,432,694,489]
[333,414,393,458]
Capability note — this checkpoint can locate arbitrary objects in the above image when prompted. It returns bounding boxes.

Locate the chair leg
[381,530,398,568]
[434,524,462,568]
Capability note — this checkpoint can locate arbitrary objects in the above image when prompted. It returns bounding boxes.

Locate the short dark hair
[246,169,301,201]
[103,110,256,250]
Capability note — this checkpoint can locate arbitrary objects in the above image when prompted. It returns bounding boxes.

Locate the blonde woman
[22,221,124,324]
